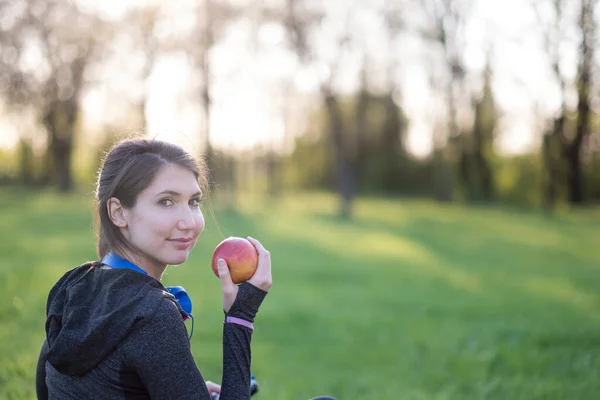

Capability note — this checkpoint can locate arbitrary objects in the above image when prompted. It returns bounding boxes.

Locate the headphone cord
[188,314,195,341]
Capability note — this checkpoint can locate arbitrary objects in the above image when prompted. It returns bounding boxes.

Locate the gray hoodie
[36,261,266,399]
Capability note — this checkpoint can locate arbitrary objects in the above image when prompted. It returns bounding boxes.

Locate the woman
[36,138,272,399]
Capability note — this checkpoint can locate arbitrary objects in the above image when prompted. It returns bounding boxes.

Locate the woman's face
[121,163,205,270]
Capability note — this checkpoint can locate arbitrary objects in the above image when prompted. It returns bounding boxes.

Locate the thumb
[217,259,234,289]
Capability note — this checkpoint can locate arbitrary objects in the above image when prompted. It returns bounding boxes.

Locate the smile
[169,238,193,243]
[168,238,194,248]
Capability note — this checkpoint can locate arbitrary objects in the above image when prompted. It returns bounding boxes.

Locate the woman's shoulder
[60,260,98,278]
[152,295,187,322]
[121,291,190,352]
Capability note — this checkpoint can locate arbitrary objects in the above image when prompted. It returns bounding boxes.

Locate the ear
[107,197,128,228]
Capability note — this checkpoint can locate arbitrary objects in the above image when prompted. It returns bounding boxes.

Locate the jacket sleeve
[219,283,267,400]
[36,339,49,400]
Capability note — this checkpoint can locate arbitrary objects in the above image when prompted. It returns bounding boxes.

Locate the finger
[246,238,272,291]
[247,237,271,266]
[247,236,267,255]
[247,237,271,277]
[217,259,235,291]
[206,381,221,394]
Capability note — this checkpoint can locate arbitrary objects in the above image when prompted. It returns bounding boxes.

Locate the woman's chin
[166,251,190,266]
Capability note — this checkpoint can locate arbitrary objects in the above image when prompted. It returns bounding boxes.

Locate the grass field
[1,187,600,399]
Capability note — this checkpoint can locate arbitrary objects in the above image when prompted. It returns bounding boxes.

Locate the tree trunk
[472,127,494,202]
[382,93,402,192]
[18,137,35,184]
[202,71,215,191]
[55,137,73,192]
[543,131,558,211]
[355,64,368,186]
[265,150,279,197]
[355,87,368,185]
[324,90,355,219]
[432,150,453,202]
[433,77,458,203]
[457,139,473,200]
[566,145,584,204]
[477,151,494,201]
[44,107,74,193]
[202,0,216,191]
[568,0,594,204]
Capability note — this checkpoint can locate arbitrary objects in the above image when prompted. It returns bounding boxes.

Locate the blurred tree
[421,0,473,202]
[381,1,409,193]
[568,0,595,204]
[122,5,161,127]
[324,81,356,219]
[538,0,596,207]
[0,0,109,191]
[380,93,409,193]
[354,62,368,185]
[279,0,413,200]
[198,0,216,181]
[188,0,239,194]
[536,0,569,210]
[542,119,563,210]
[17,137,34,184]
[459,59,497,202]
[283,0,358,218]
[496,153,544,207]
[585,133,600,202]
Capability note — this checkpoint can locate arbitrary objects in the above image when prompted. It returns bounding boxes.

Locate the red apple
[211,237,258,284]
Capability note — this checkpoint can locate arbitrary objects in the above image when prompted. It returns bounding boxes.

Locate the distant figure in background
[35,138,272,399]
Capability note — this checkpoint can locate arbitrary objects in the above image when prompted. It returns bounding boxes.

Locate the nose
[177,205,196,231]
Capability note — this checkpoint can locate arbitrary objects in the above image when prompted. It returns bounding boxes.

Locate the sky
[0,0,573,157]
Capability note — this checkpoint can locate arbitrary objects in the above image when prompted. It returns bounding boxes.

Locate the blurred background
[1,0,600,399]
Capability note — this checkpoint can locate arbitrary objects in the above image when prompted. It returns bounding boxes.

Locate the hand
[217,236,272,313]
[217,258,238,313]
[206,381,221,395]
[246,237,272,292]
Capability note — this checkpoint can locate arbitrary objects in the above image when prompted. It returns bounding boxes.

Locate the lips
[168,238,194,249]
[170,238,193,243]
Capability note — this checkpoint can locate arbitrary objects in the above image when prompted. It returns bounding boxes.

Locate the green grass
[1,188,600,399]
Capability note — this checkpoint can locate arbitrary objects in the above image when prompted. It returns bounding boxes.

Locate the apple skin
[211,237,258,284]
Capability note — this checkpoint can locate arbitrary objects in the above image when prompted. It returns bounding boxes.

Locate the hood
[44,262,185,376]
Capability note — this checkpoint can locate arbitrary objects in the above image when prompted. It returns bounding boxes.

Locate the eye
[159,198,174,206]
[189,198,201,207]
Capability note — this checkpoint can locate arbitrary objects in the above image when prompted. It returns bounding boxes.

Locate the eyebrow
[156,190,202,198]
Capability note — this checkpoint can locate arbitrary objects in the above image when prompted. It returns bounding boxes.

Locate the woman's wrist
[225,282,268,324]
[224,316,254,331]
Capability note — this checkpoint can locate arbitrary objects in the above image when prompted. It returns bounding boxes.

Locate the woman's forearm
[218,282,267,399]
[219,323,253,399]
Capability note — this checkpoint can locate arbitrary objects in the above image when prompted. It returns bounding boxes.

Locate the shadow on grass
[309,205,600,314]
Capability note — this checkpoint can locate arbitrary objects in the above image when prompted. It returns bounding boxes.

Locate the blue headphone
[100,252,194,339]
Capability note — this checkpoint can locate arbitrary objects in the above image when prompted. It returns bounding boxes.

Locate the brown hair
[94,138,210,259]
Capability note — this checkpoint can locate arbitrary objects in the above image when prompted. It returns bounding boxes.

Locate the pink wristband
[225,316,254,331]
